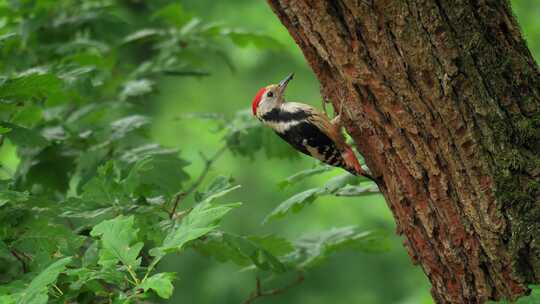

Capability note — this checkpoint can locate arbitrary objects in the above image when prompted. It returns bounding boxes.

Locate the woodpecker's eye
[266,91,274,98]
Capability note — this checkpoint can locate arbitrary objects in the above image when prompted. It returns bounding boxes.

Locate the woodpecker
[251,73,373,180]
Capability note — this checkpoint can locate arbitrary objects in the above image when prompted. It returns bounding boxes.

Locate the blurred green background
[152,1,427,303]
[2,1,540,303]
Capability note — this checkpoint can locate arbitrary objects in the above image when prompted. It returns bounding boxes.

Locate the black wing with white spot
[275,121,346,168]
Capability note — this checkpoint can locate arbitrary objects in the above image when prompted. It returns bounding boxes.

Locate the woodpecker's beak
[278,73,294,92]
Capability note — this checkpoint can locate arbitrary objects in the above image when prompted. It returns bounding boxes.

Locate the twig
[10,249,29,273]
[242,274,305,304]
[126,265,140,285]
[162,70,211,77]
[168,145,228,219]
[51,284,64,297]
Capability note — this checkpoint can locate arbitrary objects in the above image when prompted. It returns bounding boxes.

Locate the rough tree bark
[266,0,540,303]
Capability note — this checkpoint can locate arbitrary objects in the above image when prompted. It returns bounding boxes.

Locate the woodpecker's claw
[331,114,342,128]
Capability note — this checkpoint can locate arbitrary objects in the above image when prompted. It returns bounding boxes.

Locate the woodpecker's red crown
[252,87,266,116]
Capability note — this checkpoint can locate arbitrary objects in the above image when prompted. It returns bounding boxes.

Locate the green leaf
[194,231,249,265]
[321,174,358,193]
[278,166,333,189]
[69,147,109,194]
[10,105,42,126]
[0,189,29,207]
[67,267,124,290]
[222,233,287,273]
[110,115,151,140]
[119,144,179,164]
[151,3,193,27]
[222,30,283,49]
[82,241,99,268]
[120,79,154,101]
[195,232,291,273]
[17,257,72,304]
[0,126,11,134]
[0,122,48,148]
[225,110,297,159]
[61,195,115,219]
[90,215,143,270]
[151,201,241,256]
[247,235,295,257]
[62,52,113,70]
[0,295,15,304]
[195,176,235,202]
[0,32,17,44]
[0,73,63,104]
[334,184,379,197]
[266,174,376,222]
[11,221,84,272]
[124,154,189,199]
[81,161,126,203]
[287,227,388,269]
[195,176,242,205]
[139,272,176,299]
[263,188,322,223]
[122,29,163,44]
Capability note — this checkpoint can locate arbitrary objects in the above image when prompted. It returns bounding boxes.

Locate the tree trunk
[266,0,540,303]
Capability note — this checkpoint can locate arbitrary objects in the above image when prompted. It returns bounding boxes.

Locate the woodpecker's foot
[355,164,372,180]
[331,114,342,128]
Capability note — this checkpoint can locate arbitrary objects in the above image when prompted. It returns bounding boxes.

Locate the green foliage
[0,0,394,303]
[195,231,290,273]
[278,165,333,189]
[222,30,283,49]
[17,257,73,304]
[139,272,176,299]
[0,122,48,148]
[151,194,241,257]
[265,173,379,222]
[0,73,63,104]
[90,215,143,270]
[286,227,389,269]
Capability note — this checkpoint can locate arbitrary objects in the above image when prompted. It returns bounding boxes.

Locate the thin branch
[242,274,305,304]
[162,69,211,77]
[10,249,29,273]
[169,145,228,219]
[126,265,140,286]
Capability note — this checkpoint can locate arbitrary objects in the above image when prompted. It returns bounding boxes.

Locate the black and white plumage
[260,104,347,169]
[251,73,372,179]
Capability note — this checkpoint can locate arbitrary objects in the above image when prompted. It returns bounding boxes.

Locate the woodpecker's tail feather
[342,147,375,181]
